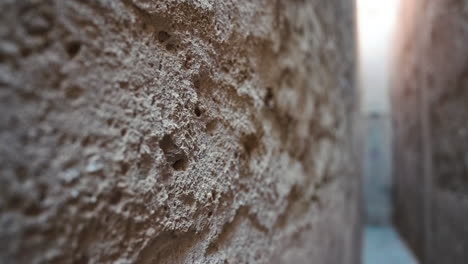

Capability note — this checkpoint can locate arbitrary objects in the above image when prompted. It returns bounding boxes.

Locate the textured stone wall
[0,0,359,263]
[392,0,468,263]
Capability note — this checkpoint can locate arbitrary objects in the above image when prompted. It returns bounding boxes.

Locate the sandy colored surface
[0,1,359,263]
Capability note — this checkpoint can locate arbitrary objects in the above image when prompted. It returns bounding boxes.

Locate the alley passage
[363,226,418,264]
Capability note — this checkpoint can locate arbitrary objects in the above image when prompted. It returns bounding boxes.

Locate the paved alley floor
[363,226,418,264]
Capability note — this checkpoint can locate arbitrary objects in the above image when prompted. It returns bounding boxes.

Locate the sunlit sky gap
[357,0,400,114]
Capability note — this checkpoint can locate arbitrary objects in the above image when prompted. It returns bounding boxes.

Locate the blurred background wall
[392,0,468,263]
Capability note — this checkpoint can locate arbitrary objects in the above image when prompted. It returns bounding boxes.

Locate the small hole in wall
[264,87,274,108]
[21,47,32,57]
[65,85,84,100]
[172,158,188,171]
[159,134,189,171]
[81,135,95,146]
[109,190,122,204]
[106,118,114,126]
[24,202,43,216]
[119,162,130,174]
[65,41,82,58]
[241,133,260,157]
[119,81,129,89]
[194,106,202,117]
[158,31,170,42]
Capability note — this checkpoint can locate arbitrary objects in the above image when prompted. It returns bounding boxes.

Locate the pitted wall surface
[0,1,359,263]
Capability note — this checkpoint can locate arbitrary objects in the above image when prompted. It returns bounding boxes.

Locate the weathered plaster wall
[0,0,359,263]
[393,0,468,263]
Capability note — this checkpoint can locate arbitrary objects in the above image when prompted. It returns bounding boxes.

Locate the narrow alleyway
[2,0,468,263]
[360,111,418,264]
[363,226,417,264]
[357,1,418,263]
[360,111,417,264]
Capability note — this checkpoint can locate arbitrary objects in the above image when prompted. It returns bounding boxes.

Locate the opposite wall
[0,1,360,263]
[393,0,468,263]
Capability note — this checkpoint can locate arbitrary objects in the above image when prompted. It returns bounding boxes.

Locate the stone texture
[0,0,359,263]
[392,0,468,263]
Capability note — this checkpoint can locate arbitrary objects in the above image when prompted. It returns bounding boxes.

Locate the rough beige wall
[0,0,359,263]
[393,0,468,263]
